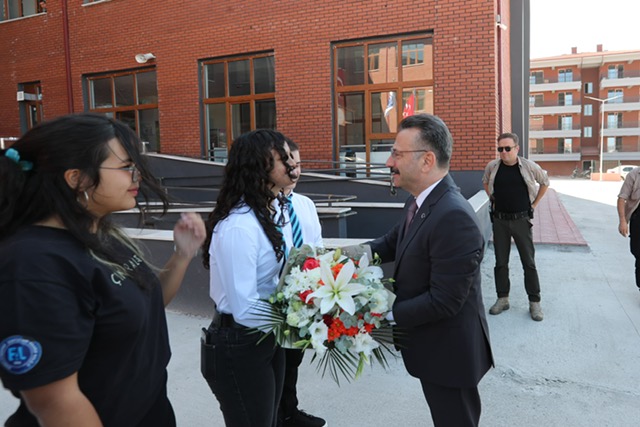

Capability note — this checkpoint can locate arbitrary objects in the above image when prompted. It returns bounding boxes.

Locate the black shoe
[282,409,327,427]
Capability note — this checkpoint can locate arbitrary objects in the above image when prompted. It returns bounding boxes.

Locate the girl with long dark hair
[201,129,297,427]
[0,113,205,427]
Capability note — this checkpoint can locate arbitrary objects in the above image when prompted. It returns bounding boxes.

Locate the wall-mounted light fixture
[495,15,508,30]
[135,53,156,64]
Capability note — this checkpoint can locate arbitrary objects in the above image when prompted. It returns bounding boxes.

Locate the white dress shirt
[208,201,284,328]
[282,192,323,253]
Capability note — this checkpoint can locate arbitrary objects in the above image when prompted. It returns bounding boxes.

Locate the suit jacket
[369,174,493,388]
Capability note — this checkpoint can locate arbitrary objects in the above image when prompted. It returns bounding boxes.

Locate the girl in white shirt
[202,129,297,427]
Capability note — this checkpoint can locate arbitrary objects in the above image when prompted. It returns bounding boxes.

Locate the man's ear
[422,151,435,171]
[63,169,83,190]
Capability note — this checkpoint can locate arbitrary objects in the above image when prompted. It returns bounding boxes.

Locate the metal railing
[154,159,384,208]
[600,70,640,80]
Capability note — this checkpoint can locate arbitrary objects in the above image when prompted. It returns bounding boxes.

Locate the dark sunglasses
[497,146,517,153]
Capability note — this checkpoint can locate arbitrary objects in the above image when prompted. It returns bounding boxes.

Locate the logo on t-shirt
[0,335,42,375]
[110,254,144,286]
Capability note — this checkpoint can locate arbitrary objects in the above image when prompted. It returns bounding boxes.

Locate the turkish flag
[402,93,415,118]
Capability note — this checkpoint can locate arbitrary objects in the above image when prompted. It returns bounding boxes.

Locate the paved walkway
[532,187,588,246]
[3,179,639,427]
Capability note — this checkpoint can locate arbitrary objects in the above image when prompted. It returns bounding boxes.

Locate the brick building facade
[1,0,524,188]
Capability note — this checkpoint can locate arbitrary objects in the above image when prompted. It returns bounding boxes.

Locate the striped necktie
[287,195,304,248]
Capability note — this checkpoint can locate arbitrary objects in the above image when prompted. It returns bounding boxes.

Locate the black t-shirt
[0,226,171,426]
[493,162,531,213]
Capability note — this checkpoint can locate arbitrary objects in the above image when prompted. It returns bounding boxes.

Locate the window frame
[333,34,434,166]
[0,0,43,21]
[201,52,276,162]
[86,68,159,151]
[530,71,543,85]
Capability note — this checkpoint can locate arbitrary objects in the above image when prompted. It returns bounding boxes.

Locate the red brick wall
[1,0,504,171]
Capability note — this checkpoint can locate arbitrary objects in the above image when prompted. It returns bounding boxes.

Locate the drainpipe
[496,6,503,133]
[62,0,74,112]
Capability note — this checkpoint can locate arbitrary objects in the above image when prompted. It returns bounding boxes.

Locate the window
[202,53,275,162]
[584,82,593,94]
[607,137,622,152]
[529,138,544,154]
[335,36,433,167]
[530,71,543,85]
[402,43,425,66]
[558,138,572,154]
[529,94,543,107]
[607,113,622,129]
[608,65,623,79]
[559,115,573,130]
[584,127,592,138]
[607,89,624,103]
[584,104,593,116]
[0,0,44,20]
[558,69,573,82]
[18,82,43,132]
[558,92,572,106]
[87,69,159,152]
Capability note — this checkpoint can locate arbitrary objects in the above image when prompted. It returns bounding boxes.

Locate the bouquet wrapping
[253,244,397,384]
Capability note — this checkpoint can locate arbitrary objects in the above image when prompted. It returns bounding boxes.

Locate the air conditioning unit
[16,91,38,102]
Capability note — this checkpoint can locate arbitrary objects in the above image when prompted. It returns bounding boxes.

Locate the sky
[529,0,640,58]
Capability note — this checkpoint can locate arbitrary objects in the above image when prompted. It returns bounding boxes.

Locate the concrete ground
[2,178,640,426]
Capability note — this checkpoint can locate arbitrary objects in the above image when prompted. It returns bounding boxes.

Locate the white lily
[307,259,366,315]
[356,252,384,281]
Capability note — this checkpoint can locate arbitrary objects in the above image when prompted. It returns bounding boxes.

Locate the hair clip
[4,148,34,172]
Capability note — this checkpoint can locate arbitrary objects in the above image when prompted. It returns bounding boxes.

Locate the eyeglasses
[497,146,517,153]
[99,165,140,183]
[390,148,429,159]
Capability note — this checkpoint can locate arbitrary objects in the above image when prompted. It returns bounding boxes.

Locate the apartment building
[529,45,640,176]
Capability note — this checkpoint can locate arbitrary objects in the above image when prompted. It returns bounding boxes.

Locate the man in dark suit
[369,114,493,427]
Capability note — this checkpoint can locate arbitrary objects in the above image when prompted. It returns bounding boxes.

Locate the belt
[493,210,530,220]
[212,312,246,329]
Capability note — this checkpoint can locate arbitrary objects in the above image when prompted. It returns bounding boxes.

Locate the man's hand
[619,221,629,237]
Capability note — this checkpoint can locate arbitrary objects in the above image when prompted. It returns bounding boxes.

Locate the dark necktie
[403,199,419,237]
[287,195,304,248]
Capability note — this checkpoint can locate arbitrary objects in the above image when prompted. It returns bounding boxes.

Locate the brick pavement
[531,187,587,246]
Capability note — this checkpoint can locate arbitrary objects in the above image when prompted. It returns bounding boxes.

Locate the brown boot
[529,302,544,321]
[489,297,509,315]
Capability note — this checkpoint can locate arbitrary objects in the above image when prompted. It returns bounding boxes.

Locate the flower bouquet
[253,244,397,384]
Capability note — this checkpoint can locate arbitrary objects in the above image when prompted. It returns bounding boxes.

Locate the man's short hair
[497,132,519,145]
[399,114,452,169]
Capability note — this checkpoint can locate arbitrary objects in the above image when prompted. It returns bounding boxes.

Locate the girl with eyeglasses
[0,113,205,427]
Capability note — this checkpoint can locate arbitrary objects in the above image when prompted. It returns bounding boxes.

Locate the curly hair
[202,129,293,269]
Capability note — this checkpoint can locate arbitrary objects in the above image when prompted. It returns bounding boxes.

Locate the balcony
[602,121,640,137]
[602,141,640,161]
[600,70,640,89]
[529,124,581,139]
[530,76,582,92]
[530,100,581,116]
[529,152,581,162]
[602,95,640,113]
